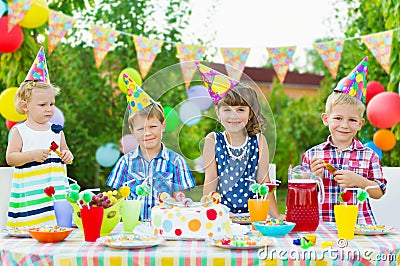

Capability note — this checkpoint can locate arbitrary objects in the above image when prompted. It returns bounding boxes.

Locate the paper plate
[354,224,394,235]
[97,234,165,249]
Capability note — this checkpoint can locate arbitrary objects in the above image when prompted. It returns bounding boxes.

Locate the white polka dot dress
[214,132,259,213]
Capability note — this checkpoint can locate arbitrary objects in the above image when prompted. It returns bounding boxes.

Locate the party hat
[196,63,238,105]
[123,73,155,114]
[25,47,50,83]
[334,57,368,103]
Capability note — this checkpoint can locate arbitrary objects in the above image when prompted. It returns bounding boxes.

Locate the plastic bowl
[28,228,73,243]
[253,221,296,237]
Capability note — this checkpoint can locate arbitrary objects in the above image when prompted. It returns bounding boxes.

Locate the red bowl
[28,228,73,243]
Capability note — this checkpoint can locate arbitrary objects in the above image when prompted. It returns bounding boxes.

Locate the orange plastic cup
[248,199,270,229]
[334,204,358,240]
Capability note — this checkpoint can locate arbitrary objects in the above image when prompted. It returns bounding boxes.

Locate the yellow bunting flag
[313,41,344,79]
[361,30,393,74]
[266,46,296,84]
[91,25,120,68]
[48,11,75,55]
[220,47,250,81]
[176,44,206,89]
[133,36,164,79]
[7,0,31,32]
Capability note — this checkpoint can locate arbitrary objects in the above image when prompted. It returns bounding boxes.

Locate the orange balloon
[373,129,396,151]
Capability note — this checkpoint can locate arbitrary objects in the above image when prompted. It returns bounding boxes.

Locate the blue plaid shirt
[302,136,387,225]
[106,144,196,220]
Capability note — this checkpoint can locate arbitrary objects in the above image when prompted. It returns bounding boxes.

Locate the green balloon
[118,68,143,94]
[164,105,179,132]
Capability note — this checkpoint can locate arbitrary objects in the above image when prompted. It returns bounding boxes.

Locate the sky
[182,0,348,69]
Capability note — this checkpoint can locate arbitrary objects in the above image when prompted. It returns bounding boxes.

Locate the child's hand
[310,157,324,178]
[333,170,362,188]
[32,149,50,162]
[61,150,74,164]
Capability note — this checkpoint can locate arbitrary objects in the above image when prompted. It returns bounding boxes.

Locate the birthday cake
[150,192,231,239]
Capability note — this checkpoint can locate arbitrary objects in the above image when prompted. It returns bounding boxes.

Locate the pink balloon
[0,16,24,53]
[367,92,400,128]
[366,81,385,104]
[119,134,138,154]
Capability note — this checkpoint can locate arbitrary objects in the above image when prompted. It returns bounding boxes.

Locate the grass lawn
[186,186,287,214]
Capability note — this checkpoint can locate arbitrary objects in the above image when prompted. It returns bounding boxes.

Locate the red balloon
[5,120,19,130]
[367,92,400,128]
[366,81,385,104]
[0,16,24,53]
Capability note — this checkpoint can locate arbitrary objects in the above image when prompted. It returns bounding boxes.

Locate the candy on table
[321,241,334,248]
[119,186,131,199]
[304,234,316,245]
[263,218,287,226]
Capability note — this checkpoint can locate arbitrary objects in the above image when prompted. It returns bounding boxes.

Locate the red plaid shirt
[302,136,387,225]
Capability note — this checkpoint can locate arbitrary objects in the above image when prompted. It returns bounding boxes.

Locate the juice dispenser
[286,165,324,232]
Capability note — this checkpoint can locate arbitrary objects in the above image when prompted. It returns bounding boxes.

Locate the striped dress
[7,123,69,228]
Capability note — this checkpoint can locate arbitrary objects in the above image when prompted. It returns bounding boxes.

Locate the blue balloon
[0,1,7,17]
[179,100,201,126]
[95,143,121,167]
[365,141,382,158]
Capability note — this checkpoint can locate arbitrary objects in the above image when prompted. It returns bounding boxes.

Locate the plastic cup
[53,199,73,228]
[334,204,358,240]
[248,199,270,230]
[80,206,104,242]
[121,200,141,233]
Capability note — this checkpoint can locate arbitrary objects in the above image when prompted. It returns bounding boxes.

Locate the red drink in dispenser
[286,166,324,232]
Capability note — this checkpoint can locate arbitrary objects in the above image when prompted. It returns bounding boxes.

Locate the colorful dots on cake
[188,219,201,232]
[206,222,212,229]
[152,215,161,227]
[162,220,173,232]
[175,229,182,236]
[206,209,218,220]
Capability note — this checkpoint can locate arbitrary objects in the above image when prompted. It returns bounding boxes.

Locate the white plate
[230,213,251,225]
[209,236,276,250]
[354,225,394,235]
[1,227,35,238]
[133,223,250,240]
[97,234,165,249]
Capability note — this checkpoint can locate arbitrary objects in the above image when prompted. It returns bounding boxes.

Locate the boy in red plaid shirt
[302,57,387,225]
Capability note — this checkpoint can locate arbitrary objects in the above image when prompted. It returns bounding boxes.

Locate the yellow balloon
[18,0,49,29]
[0,87,27,122]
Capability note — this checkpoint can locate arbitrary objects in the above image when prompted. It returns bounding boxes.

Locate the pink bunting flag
[48,11,75,55]
[7,0,31,32]
[266,46,296,84]
[220,47,250,81]
[133,36,164,79]
[313,41,344,79]
[176,44,206,89]
[361,31,393,74]
[91,25,120,68]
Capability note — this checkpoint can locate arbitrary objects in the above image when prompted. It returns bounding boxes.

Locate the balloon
[0,87,27,122]
[179,100,202,126]
[373,129,396,151]
[118,68,142,94]
[6,120,20,130]
[18,0,49,28]
[95,143,121,167]
[119,134,138,154]
[365,141,382,158]
[0,16,24,53]
[164,105,179,132]
[366,81,385,104]
[367,92,400,128]
[186,85,213,111]
[50,106,65,126]
[0,1,7,16]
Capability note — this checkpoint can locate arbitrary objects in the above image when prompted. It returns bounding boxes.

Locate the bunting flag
[91,25,120,68]
[133,36,164,79]
[313,41,344,79]
[361,31,393,74]
[48,11,75,55]
[220,47,250,81]
[7,0,31,32]
[176,44,206,89]
[266,46,296,84]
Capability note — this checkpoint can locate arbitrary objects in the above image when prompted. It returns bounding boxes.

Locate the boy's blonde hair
[325,92,365,117]
[217,84,267,137]
[15,81,60,114]
[128,102,165,128]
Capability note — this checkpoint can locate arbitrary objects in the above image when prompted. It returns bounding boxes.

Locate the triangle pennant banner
[220,47,250,81]
[7,0,31,32]
[48,11,75,55]
[361,30,393,74]
[266,46,296,84]
[313,41,344,79]
[133,36,164,79]
[91,25,120,68]
[176,44,206,89]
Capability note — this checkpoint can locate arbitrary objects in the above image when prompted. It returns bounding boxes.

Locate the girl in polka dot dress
[202,84,284,218]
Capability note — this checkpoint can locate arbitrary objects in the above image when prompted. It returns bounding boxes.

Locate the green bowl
[71,198,123,236]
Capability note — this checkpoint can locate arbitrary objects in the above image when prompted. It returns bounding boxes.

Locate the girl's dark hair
[217,84,267,136]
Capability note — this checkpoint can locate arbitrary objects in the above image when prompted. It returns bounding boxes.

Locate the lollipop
[175,191,186,202]
[49,141,63,158]
[119,186,131,199]
[339,190,352,203]
[44,186,56,201]
[259,184,268,200]
[67,191,79,203]
[357,189,369,202]
[158,192,170,204]
[210,191,221,204]
[200,195,213,207]
[82,191,93,209]
[136,184,151,197]
[182,198,193,207]
[70,183,81,191]
[249,183,260,198]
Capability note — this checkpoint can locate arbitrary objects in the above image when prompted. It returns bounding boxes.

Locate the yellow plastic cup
[334,204,358,240]
[248,199,270,230]
[121,200,141,233]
